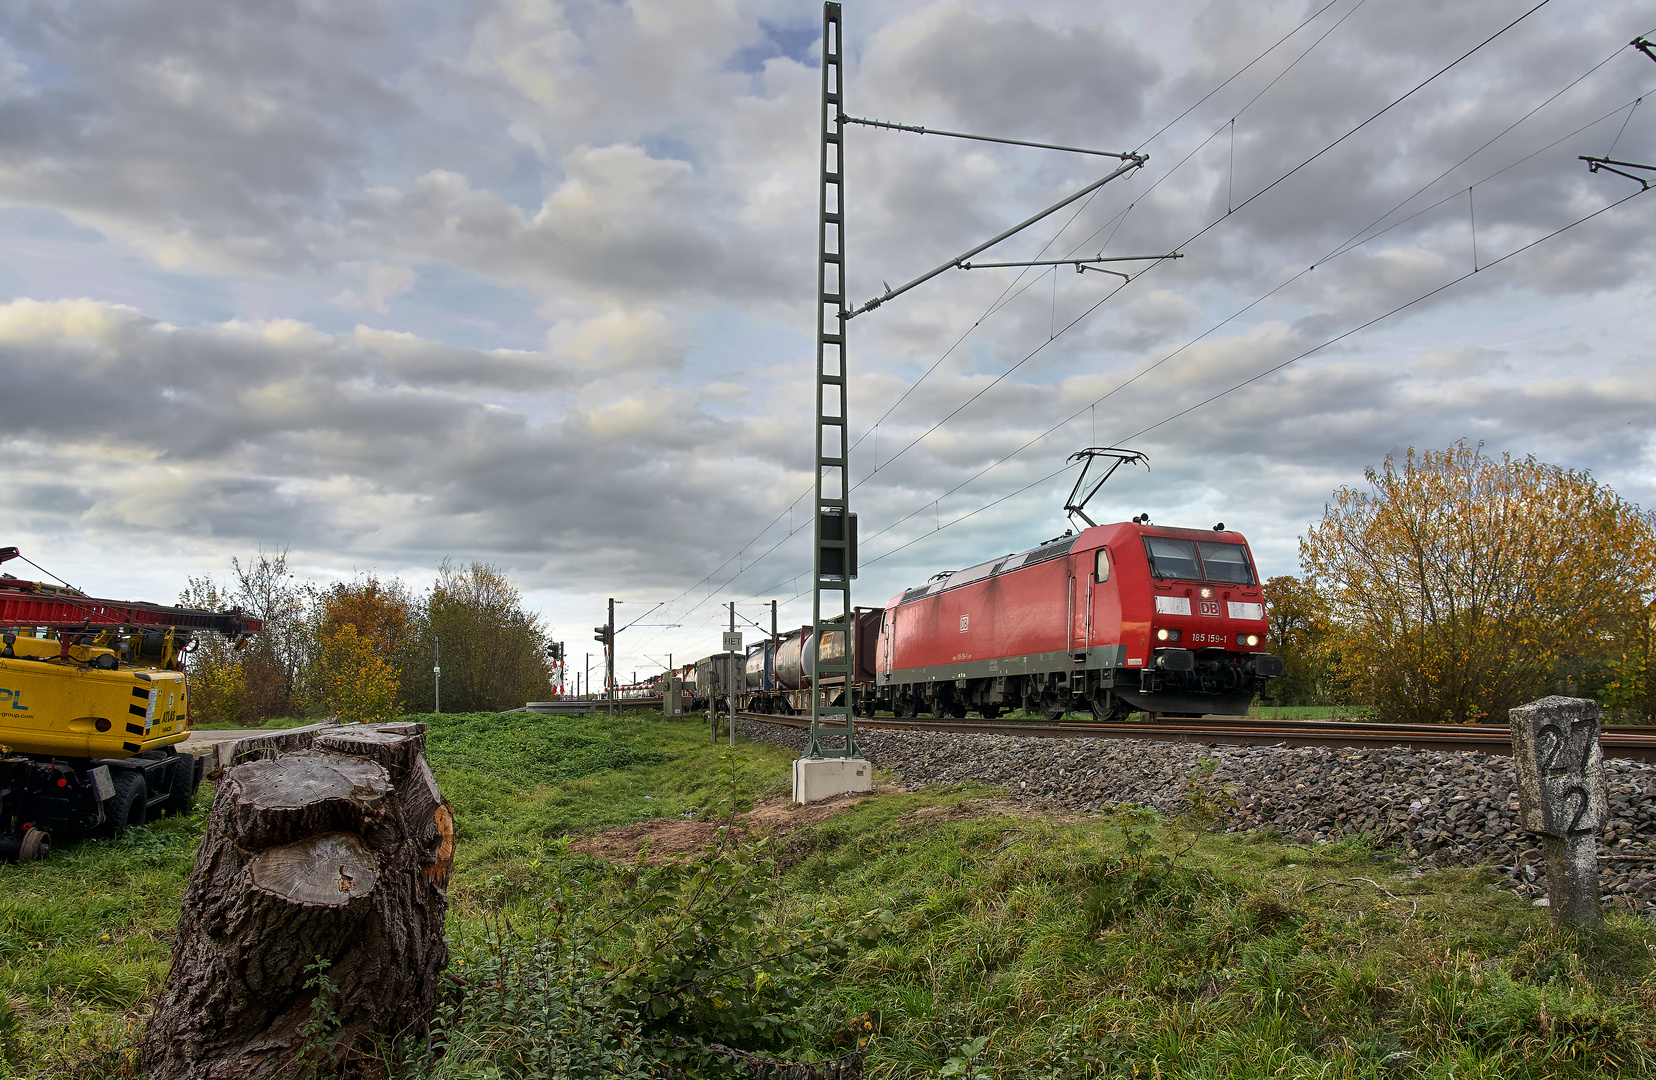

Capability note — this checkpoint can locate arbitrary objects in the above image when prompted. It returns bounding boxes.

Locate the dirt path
[572,791,876,864]
[571,790,1042,864]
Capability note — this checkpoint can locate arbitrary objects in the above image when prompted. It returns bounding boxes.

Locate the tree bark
[142,722,452,1079]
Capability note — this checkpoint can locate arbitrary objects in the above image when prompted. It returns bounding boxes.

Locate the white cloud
[331,262,417,314]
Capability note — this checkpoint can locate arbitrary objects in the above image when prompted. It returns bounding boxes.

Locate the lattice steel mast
[801,2,1162,763]
[806,1,855,759]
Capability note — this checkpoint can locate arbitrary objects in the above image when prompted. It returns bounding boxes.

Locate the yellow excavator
[0,547,261,860]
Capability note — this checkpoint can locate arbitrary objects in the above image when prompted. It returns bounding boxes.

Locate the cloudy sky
[3,0,1654,685]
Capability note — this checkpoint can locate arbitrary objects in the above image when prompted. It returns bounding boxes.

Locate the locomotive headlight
[1157,628,1170,641]
[1199,586,1213,599]
[1238,633,1259,647]
[1155,628,1181,642]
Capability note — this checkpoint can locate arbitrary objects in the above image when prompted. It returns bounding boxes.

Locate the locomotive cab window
[1094,549,1110,583]
[1197,541,1255,585]
[1144,537,1201,580]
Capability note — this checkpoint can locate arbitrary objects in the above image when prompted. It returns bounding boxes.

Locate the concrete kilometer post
[1511,696,1607,931]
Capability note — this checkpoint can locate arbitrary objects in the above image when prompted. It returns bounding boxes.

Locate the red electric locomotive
[874,521,1283,720]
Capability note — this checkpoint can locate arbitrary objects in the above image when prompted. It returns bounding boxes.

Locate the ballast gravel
[736,719,1656,911]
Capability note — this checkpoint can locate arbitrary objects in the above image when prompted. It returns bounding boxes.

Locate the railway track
[732,711,1656,763]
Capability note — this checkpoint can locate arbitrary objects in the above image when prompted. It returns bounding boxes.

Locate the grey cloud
[0,299,829,592]
[0,0,411,269]
[861,7,1161,146]
[3,0,1655,676]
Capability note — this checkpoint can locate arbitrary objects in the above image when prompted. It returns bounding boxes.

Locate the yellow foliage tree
[1301,441,1656,724]
[315,622,401,725]
[179,573,249,726]
[1260,575,1344,706]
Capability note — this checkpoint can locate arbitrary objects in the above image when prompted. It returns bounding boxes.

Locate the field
[3,710,1654,1079]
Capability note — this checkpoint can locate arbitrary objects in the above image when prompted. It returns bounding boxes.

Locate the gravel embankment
[739,719,1656,909]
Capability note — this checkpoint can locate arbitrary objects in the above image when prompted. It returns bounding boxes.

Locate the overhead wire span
[1131,0,1350,153]
[846,22,1648,559]
[839,0,1372,460]
[852,79,1656,562]
[1118,186,1651,444]
[634,0,1362,635]
[845,196,1132,465]
[847,0,1549,509]
[860,183,1651,572]
[634,1,1572,645]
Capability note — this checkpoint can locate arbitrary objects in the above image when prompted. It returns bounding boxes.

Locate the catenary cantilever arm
[845,155,1147,320]
[841,114,1145,160]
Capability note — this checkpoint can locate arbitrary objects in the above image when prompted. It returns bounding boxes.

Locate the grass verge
[2,709,1652,1079]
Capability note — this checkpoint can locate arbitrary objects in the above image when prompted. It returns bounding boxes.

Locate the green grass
[0,800,207,1076]
[3,709,1653,1079]
[187,715,318,731]
[771,804,1656,1079]
[406,710,796,896]
[1247,703,1377,722]
[0,709,793,1076]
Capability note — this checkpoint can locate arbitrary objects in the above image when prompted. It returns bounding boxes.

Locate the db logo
[1197,600,1220,617]
[959,615,969,633]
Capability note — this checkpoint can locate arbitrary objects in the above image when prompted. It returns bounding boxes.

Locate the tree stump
[142,722,454,1079]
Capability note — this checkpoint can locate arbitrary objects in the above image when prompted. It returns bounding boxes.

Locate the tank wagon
[680,519,1282,722]
[731,613,882,715]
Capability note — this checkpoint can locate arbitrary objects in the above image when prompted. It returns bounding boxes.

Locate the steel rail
[731,712,1656,763]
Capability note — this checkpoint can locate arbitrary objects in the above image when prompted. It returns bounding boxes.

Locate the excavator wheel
[99,771,148,838]
[18,827,49,863]
[165,755,198,815]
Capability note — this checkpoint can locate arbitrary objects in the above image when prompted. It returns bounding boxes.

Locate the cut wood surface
[248,832,381,907]
[141,722,449,1080]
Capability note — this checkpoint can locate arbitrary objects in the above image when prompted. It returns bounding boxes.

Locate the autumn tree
[228,550,316,721]
[399,560,552,713]
[310,576,411,724]
[1301,441,1656,724]
[178,574,247,726]
[1601,600,1656,722]
[1259,575,1343,706]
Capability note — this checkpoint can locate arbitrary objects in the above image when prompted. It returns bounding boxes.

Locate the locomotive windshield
[1196,541,1255,584]
[1144,537,1256,585]
[1144,537,1202,579]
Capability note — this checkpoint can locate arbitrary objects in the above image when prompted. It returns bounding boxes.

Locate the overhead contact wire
[854,11,1628,555]
[862,185,1650,570]
[643,1,1562,640]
